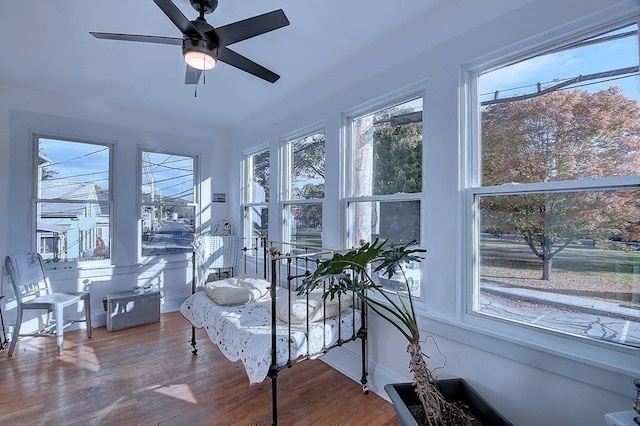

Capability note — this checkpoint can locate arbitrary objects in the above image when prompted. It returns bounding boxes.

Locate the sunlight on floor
[148,383,198,404]
[15,337,101,372]
[61,340,100,372]
[90,396,134,420]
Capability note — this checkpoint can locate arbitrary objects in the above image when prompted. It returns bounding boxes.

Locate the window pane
[141,152,194,204]
[348,200,420,247]
[250,150,269,203]
[373,256,421,297]
[36,202,110,262]
[37,138,110,263]
[38,138,110,199]
[141,205,195,256]
[141,151,195,256]
[244,205,268,238]
[289,131,325,200]
[478,190,640,347]
[285,204,322,248]
[479,24,640,185]
[243,149,269,241]
[351,98,422,196]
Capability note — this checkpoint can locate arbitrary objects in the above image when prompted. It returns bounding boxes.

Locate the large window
[282,130,325,249]
[35,137,111,263]
[346,96,423,296]
[242,148,270,239]
[140,150,196,256]
[470,22,640,347]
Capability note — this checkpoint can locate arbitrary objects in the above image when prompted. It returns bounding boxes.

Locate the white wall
[228,0,640,425]
[0,84,232,327]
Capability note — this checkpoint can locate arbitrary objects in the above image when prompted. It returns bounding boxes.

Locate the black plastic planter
[384,379,513,426]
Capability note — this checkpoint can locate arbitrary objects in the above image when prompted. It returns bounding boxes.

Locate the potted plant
[299,238,511,426]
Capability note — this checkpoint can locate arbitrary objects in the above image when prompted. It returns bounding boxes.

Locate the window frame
[343,92,424,246]
[343,90,425,298]
[33,134,113,265]
[461,14,640,361]
[280,125,326,249]
[138,147,199,260]
[241,145,270,240]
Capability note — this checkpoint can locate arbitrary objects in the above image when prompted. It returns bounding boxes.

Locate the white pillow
[203,274,271,306]
[270,292,350,324]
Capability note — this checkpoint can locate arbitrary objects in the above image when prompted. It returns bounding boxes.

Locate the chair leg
[54,305,64,356]
[7,308,23,357]
[84,297,92,338]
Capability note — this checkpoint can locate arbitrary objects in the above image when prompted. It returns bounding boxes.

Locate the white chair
[4,253,91,356]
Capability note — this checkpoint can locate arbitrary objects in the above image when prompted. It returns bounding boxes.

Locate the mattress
[180,291,361,384]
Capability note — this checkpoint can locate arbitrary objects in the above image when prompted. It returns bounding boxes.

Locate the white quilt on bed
[180,292,361,384]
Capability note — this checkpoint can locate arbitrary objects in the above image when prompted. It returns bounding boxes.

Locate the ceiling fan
[90,0,290,84]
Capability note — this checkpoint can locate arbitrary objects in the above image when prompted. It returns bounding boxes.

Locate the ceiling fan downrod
[190,0,218,16]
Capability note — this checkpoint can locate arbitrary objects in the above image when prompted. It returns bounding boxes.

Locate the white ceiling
[0,0,517,131]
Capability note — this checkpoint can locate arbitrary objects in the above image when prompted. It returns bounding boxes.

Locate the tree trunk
[407,342,473,426]
[542,254,553,280]
[353,116,374,244]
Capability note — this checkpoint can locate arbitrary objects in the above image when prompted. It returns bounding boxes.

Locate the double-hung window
[242,148,270,239]
[140,150,196,257]
[35,137,111,263]
[281,130,325,249]
[345,96,423,297]
[468,21,640,347]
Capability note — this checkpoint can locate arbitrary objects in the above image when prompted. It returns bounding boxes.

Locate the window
[346,96,423,296]
[35,137,111,263]
[140,151,196,256]
[282,130,325,249]
[242,148,270,239]
[470,22,640,348]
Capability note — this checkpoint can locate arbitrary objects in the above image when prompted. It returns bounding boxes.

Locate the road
[480,288,640,348]
[142,221,192,255]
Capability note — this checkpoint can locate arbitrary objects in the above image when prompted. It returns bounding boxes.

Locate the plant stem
[407,342,474,426]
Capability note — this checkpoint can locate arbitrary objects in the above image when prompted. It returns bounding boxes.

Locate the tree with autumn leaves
[481,87,640,280]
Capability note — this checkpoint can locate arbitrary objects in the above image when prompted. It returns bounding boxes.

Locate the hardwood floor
[0,312,398,425]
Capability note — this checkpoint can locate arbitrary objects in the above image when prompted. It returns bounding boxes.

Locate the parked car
[377,260,420,293]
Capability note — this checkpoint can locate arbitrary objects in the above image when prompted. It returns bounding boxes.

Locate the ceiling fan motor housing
[183,37,216,55]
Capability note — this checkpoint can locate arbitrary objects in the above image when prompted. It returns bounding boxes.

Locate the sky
[479,23,639,104]
[141,152,194,202]
[39,138,110,195]
[39,139,195,203]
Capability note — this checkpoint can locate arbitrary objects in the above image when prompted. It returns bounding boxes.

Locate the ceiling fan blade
[90,32,182,46]
[218,47,280,83]
[152,0,199,37]
[185,65,202,85]
[214,9,290,47]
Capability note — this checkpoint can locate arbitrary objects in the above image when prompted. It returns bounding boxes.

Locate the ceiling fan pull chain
[194,84,197,98]
[202,44,207,86]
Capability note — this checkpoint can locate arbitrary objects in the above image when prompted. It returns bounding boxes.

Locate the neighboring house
[37,179,105,262]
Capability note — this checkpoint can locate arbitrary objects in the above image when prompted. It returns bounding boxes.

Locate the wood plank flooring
[0,312,397,425]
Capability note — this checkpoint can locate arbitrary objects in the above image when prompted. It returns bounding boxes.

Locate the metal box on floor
[103,290,160,332]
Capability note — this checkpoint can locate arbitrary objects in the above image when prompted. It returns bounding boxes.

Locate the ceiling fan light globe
[182,38,217,70]
[184,51,216,70]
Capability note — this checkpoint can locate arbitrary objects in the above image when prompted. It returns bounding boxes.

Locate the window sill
[45,259,114,272]
[417,308,640,396]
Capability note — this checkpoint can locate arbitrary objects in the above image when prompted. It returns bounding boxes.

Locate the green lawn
[480,238,640,305]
